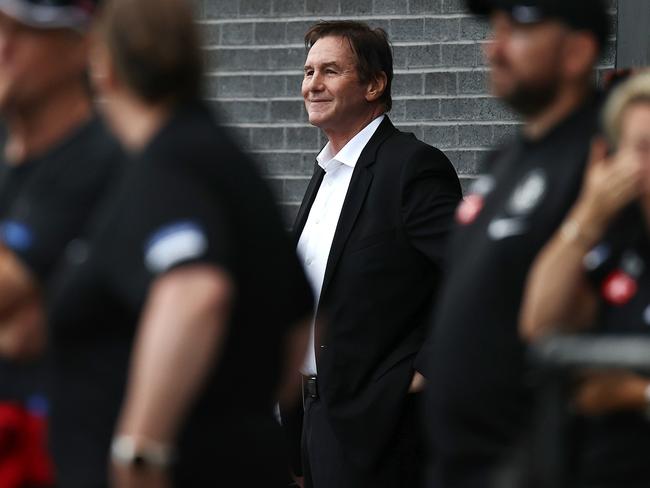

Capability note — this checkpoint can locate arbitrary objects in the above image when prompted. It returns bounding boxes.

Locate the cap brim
[466,0,519,15]
[466,0,498,15]
[466,0,545,23]
[0,0,90,31]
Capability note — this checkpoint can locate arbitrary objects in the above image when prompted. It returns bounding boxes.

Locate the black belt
[302,375,318,400]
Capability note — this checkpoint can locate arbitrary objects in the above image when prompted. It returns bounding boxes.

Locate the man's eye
[304,70,314,77]
[325,69,336,74]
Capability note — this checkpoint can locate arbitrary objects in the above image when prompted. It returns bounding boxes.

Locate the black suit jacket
[290,116,461,480]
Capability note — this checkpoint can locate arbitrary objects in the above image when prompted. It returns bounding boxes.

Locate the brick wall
[195,0,617,224]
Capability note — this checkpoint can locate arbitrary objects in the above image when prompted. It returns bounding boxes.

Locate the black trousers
[302,393,424,488]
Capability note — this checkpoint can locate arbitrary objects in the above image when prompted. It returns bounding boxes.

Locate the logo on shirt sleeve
[455,175,495,226]
[600,250,644,306]
[144,221,208,274]
[456,194,484,226]
[0,220,33,252]
[601,270,637,306]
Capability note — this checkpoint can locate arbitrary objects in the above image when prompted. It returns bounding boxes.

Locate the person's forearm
[0,246,38,316]
[574,372,650,416]
[0,245,45,359]
[522,139,643,341]
[0,295,45,360]
[116,265,232,445]
[520,204,601,341]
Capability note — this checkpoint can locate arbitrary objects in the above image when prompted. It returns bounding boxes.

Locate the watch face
[111,435,174,469]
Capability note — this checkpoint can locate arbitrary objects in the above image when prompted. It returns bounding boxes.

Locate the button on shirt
[297,115,384,375]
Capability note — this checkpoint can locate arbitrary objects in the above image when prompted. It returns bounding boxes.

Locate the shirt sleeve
[400,143,463,268]
[100,160,234,308]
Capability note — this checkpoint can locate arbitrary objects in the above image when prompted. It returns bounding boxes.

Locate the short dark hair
[305,21,393,112]
[96,0,203,104]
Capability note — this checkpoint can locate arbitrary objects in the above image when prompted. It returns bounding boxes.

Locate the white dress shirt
[297,115,385,375]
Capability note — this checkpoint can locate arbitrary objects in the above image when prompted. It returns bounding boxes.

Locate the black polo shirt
[574,204,650,487]
[0,117,121,286]
[426,98,601,487]
[47,101,314,487]
[0,116,122,402]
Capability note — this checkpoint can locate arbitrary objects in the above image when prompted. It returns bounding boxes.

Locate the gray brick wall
[195,0,617,224]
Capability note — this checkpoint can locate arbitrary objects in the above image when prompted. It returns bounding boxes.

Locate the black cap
[0,0,99,31]
[466,0,609,48]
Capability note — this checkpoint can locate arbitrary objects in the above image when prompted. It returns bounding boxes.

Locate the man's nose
[306,71,325,91]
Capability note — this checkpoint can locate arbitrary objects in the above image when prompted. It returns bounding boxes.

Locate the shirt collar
[316,115,385,171]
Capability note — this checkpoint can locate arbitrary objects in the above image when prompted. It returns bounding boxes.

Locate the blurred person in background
[40,0,313,486]
[422,0,609,486]
[0,0,123,486]
[521,71,650,487]
[285,20,461,488]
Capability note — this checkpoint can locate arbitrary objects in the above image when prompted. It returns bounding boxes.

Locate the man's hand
[573,370,649,417]
[277,319,310,406]
[408,371,426,394]
[111,464,171,488]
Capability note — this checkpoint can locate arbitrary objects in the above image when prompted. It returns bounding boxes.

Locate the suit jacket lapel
[292,164,325,243]
[320,117,397,298]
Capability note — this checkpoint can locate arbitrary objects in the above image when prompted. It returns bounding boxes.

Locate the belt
[302,375,318,400]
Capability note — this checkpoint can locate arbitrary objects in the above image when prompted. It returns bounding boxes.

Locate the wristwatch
[110,435,175,470]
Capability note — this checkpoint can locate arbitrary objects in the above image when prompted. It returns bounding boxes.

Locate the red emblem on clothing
[456,194,484,225]
[0,402,53,488]
[602,270,638,306]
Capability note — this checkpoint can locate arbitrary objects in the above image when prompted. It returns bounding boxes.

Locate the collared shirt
[297,114,384,375]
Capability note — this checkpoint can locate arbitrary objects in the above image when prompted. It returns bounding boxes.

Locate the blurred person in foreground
[422,0,609,486]
[520,72,650,487]
[285,20,462,488]
[40,0,313,486]
[0,0,123,486]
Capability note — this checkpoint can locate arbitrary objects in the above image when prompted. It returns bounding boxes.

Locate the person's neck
[107,95,173,153]
[325,107,384,154]
[523,85,592,141]
[4,85,92,165]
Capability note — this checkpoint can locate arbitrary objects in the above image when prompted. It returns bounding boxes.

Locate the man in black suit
[287,20,461,488]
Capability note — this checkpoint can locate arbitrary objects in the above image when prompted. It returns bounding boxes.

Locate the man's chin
[307,113,328,129]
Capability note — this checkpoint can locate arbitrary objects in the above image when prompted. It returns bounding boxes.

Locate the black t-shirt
[573,205,650,487]
[426,98,601,486]
[0,116,122,285]
[47,102,314,487]
[0,116,122,402]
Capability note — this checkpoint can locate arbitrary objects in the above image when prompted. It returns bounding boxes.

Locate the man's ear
[562,32,599,82]
[365,71,388,103]
[89,37,119,96]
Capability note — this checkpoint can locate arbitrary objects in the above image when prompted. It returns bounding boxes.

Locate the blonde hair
[602,71,650,149]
